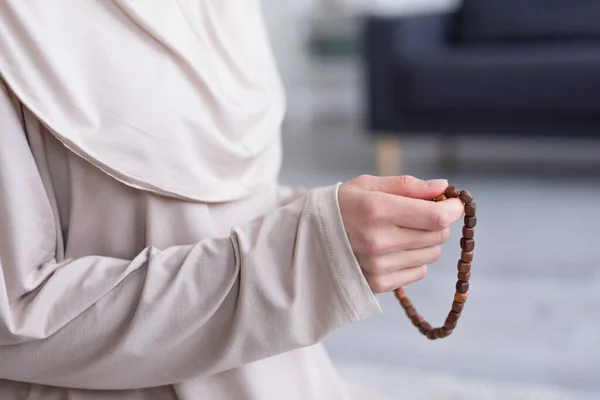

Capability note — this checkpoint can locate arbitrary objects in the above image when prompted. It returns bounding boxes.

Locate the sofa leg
[375,135,402,176]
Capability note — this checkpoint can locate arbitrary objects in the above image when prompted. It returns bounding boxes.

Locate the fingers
[393,226,451,251]
[353,225,450,256]
[372,193,464,231]
[360,245,442,276]
[369,265,428,294]
[351,174,448,200]
[441,198,465,225]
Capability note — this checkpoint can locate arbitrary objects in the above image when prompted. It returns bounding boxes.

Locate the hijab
[0,0,286,202]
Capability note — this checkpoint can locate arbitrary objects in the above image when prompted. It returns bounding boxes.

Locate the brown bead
[400,297,411,308]
[405,306,417,318]
[411,314,424,327]
[446,310,460,324]
[462,227,475,239]
[459,190,473,204]
[418,321,432,335]
[454,292,468,303]
[395,287,407,298]
[441,327,453,337]
[461,251,473,263]
[445,186,459,198]
[426,329,436,340]
[456,280,469,293]
[464,216,477,228]
[451,301,464,313]
[458,272,471,281]
[433,327,450,339]
[465,203,476,217]
[460,238,475,252]
[444,319,458,330]
[434,193,447,202]
[457,260,471,273]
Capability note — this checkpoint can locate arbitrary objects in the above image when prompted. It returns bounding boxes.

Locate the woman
[0,1,464,399]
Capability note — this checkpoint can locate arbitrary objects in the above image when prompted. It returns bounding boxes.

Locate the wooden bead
[411,314,423,327]
[451,301,464,313]
[446,310,460,324]
[426,329,436,340]
[457,260,471,273]
[445,186,460,198]
[456,281,469,293]
[465,203,476,217]
[440,328,451,338]
[459,190,473,204]
[460,238,475,252]
[405,306,417,318]
[458,272,471,281]
[454,292,468,303]
[462,227,475,239]
[434,327,450,339]
[418,321,432,335]
[441,327,453,337]
[444,319,458,330]
[400,297,411,308]
[395,287,407,298]
[435,193,447,202]
[464,216,477,228]
[461,251,473,263]
[433,328,444,339]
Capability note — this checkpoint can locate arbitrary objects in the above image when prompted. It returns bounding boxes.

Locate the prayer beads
[393,186,476,340]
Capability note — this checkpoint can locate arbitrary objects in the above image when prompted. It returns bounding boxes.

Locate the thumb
[369,175,448,199]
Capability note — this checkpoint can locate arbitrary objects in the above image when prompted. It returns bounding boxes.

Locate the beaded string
[393,185,476,340]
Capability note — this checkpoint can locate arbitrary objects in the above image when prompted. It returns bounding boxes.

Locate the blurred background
[262,0,600,399]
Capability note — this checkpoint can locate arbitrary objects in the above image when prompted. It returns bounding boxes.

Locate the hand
[338,175,464,293]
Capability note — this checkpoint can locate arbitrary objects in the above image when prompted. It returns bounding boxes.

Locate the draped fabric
[0,0,286,202]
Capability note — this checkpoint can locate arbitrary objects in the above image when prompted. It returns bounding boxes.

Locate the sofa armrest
[364,12,456,132]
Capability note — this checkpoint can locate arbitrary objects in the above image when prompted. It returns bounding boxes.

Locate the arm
[277,184,309,207]
[0,81,381,390]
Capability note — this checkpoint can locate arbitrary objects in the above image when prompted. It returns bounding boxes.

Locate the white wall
[261,0,314,120]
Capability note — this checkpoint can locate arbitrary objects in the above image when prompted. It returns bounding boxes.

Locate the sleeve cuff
[312,183,382,322]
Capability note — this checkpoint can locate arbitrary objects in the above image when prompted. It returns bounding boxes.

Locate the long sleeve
[0,82,381,389]
[277,184,309,207]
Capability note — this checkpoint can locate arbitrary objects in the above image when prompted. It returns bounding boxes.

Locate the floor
[277,116,600,399]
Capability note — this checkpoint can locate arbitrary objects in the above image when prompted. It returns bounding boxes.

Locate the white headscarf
[0,0,286,202]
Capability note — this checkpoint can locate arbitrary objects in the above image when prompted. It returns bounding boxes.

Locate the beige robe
[0,0,391,394]
[0,78,385,399]
[0,1,389,398]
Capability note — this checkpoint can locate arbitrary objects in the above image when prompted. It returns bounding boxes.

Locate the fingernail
[425,179,448,188]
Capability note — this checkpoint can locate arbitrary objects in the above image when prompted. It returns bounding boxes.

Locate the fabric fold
[0,0,285,202]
